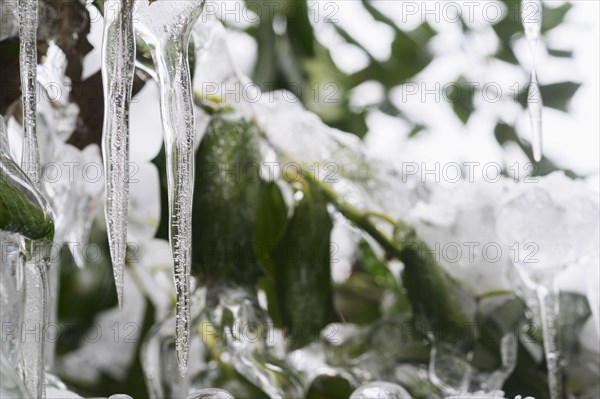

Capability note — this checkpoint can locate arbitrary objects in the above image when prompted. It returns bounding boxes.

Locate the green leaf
[399,232,477,349]
[350,22,436,88]
[357,239,398,291]
[192,114,264,286]
[256,181,289,325]
[334,273,383,325]
[558,292,591,362]
[541,2,573,33]
[306,374,354,399]
[0,157,54,240]
[272,183,339,349]
[547,48,573,58]
[540,82,581,112]
[491,0,522,64]
[446,77,476,124]
[472,294,525,371]
[516,81,581,112]
[256,181,289,274]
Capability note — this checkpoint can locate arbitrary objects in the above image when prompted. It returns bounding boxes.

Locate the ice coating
[203,286,304,399]
[186,388,235,399]
[18,0,40,186]
[0,350,28,398]
[496,173,599,399]
[521,0,543,162]
[253,91,420,222]
[22,250,49,399]
[142,285,304,398]
[141,301,196,398]
[101,0,136,308]
[46,387,84,398]
[0,115,9,153]
[527,72,543,163]
[497,178,600,276]
[350,381,412,399]
[446,390,505,399]
[0,232,25,369]
[134,0,205,376]
[537,284,562,399]
[2,103,53,399]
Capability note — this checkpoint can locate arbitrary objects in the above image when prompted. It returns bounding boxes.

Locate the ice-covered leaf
[191,114,263,286]
[0,154,53,240]
[271,182,338,349]
[350,381,412,399]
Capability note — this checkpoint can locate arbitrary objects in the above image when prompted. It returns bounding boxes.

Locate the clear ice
[496,176,600,399]
[0,232,24,369]
[527,72,543,163]
[186,388,235,399]
[522,0,543,162]
[1,350,28,399]
[141,286,304,398]
[22,244,49,399]
[201,286,304,399]
[1,117,53,398]
[101,0,136,308]
[18,0,41,186]
[134,0,205,376]
[349,381,412,399]
[0,115,9,153]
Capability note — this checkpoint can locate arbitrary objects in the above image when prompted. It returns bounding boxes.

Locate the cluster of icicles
[4,0,546,397]
[102,0,546,382]
[101,0,202,378]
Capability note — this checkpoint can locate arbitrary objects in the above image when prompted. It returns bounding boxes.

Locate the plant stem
[300,170,404,259]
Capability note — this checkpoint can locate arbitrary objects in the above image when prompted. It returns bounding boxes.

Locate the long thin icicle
[21,243,49,399]
[537,282,562,399]
[134,0,205,376]
[101,0,136,308]
[154,30,196,379]
[522,0,543,162]
[18,0,40,186]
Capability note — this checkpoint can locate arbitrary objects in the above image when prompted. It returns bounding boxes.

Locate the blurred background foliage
[0,0,592,398]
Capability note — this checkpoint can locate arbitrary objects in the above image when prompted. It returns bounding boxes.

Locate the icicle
[537,282,562,399]
[0,115,9,153]
[1,122,53,399]
[522,0,543,162]
[18,0,40,186]
[496,187,572,399]
[101,0,136,309]
[0,232,25,368]
[134,0,205,376]
[527,71,543,162]
[21,241,49,399]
